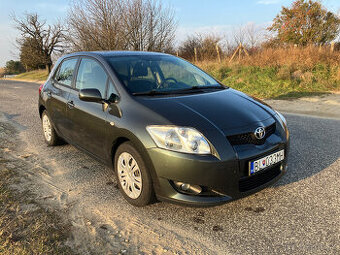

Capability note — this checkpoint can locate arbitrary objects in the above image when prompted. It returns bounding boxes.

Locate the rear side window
[55,58,78,86]
[76,58,108,98]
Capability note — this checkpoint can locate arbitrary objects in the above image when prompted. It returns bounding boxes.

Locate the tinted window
[106,55,221,94]
[55,58,78,86]
[76,58,108,97]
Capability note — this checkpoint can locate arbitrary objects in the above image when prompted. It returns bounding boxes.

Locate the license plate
[249,150,284,175]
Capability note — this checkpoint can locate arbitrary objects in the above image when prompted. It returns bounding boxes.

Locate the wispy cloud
[257,0,281,5]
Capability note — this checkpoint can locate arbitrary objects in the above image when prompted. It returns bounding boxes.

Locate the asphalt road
[0,80,339,255]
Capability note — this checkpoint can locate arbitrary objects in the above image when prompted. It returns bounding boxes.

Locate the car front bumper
[147,139,289,207]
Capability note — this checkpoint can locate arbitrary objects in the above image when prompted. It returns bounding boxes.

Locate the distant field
[13,70,48,82]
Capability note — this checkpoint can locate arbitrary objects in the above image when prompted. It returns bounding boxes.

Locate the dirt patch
[0,116,74,254]
[0,112,220,255]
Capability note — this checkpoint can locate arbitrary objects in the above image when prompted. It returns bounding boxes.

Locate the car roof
[63,50,170,59]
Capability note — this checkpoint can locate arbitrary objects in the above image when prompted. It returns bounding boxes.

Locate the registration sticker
[249,150,284,175]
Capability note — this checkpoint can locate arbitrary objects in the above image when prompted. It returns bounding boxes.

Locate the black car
[38,51,289,207]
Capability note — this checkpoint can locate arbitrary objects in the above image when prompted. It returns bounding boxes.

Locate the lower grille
[239,165,281,192]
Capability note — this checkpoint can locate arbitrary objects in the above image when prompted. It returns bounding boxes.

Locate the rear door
[67,57,110,159]
[46,57,78,140]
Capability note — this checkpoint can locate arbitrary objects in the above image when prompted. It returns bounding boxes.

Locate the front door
[67,57,110,159]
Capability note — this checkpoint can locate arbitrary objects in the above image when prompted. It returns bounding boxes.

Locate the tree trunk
[46,64,51,73]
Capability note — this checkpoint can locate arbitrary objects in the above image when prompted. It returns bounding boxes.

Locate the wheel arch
[110,132,161,195]
[39,105,46,118]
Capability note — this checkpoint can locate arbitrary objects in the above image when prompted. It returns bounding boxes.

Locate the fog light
[173,181,202,195]
[181,183,190,191]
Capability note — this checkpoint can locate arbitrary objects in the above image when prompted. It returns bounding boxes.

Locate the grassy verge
[197,47,340,99]
[198,62,340,99]
[10,70,49,82]
[0,161,74,254]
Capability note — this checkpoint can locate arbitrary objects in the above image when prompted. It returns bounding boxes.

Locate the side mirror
[108,93,120,104]
[79,89,102,103]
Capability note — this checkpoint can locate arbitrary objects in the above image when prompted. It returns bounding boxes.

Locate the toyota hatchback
[38,51,289,206]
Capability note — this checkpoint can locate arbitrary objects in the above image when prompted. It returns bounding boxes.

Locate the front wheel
[114,142,154,206]
[41,110,62,146]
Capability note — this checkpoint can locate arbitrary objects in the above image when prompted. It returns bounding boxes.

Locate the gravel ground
[0,80,339,255]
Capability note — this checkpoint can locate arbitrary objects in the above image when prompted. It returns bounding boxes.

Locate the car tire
[41,110,62,146]
[114,142,155,206]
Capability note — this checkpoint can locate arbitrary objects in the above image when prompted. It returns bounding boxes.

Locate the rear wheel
[114,142,154,206]
[41,110,62,146]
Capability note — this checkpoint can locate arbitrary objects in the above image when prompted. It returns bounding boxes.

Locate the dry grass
[197,46,340,99]
[0,68,4,78]
[240,46,340,68]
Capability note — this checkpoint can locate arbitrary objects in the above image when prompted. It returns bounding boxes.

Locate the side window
[55,58,78,86]
[76,58,108,98]
[107,79,118,99]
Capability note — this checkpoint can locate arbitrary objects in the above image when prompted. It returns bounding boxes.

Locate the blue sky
[1,0,339,66]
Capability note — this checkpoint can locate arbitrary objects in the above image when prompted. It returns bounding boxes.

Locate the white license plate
[249,150,284,175]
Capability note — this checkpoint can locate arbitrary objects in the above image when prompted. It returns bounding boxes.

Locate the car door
[67,57,110,159]
[46,57,78,140]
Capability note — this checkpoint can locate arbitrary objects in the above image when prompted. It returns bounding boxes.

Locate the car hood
[136,88,276,133]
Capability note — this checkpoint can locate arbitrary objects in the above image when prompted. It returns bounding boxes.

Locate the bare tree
[178,34,202,60]
[232,25,246,47]
[67,0,124,51]
[13,13,65,72]
[178,33,222,61]
[67,0,177,52]
[220,38,235,56]
[245,23,262,49]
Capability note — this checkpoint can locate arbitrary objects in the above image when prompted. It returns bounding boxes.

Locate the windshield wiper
[133,90,173,96]
[132,85,225,96]
[168,85,225,93]
[174,85,226,93]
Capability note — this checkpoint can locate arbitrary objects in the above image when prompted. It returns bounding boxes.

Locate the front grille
[227,123,276,146]
[239,165,281,192]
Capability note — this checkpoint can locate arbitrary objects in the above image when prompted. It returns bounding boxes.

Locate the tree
[178,33,222,61]
[245,23,263,50]
[4,60,25,75]
[20,37,46,71]
[67,0,176,52]
[232,25,247,47]
[13,13,65,72]
[268,0,340,46]
[122,0,176,51]
[0,68,5,78]
[178,35,203,60]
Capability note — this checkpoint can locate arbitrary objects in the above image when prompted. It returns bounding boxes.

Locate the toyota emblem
[254,127,265,140]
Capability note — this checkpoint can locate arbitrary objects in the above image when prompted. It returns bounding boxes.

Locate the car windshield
[106,55,224,95]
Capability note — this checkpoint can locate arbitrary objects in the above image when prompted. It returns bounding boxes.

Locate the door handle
[67,100,74,109]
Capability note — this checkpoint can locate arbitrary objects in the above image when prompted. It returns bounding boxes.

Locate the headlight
[146,126,212,154]
[275,110,287,125]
